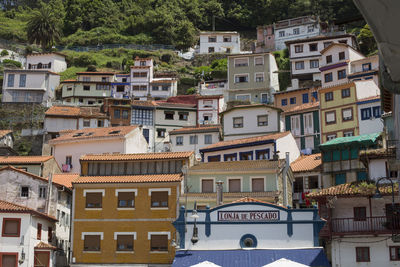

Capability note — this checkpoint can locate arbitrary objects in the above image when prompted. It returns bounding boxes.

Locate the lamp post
[190,203,199,245]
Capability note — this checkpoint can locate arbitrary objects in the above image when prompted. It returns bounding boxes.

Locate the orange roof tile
[201,132,290,151]
[290,153,322,173]
[49,126,138,144]
[169,125,221,135]
[73,174,182,184]
[62,79,77,82]
[155,101,197,109]
[0,200,57,221]
[231,197,271,204]
[80,151,194,161]
[76,72,115,75]
[0,155,53,164]
[35,241,57,250]
[283,101,319,114]
[0,130,12,139]
[52,173,79,188]
[45,106,107,118]
[131,100,157,108]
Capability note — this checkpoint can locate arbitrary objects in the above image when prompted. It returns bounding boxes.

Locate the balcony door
[385,204,400,230]
[290,115,301,136]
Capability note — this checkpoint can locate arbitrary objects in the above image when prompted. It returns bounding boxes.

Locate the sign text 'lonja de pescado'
[218,210,280,221]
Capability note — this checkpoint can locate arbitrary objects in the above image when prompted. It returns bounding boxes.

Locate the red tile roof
[290,153,322,173]
[131,100,157,108]
[155,101,197,109]
[201,131,290,151]
[52,173,79,189]
[80,151,194,161]
[0,155,53,164]
[0,200,57,221]
[0,130,12,139]
[169,125,221,135]
[165,95,198,105]
[76,72,115,75]
[49,126,138,144]
[196,95,223,99]
[73,174,183,184]
[45,106,107,118]
[221,104,282,114]
[283,101,319,114]
[35,241,57,250]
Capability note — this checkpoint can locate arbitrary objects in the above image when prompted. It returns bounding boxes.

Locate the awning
[320,132,381,149]
[173,248,330,267]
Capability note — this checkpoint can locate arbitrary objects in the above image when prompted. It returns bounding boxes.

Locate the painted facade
[102,98,132,127]
[196,95,223,125]
[348,54,379,85]
[0,130,14,150]
[255,25,275,53]
[198,79,227,96]
[357,96,383,135]
[26,52,67,73]
[111,74,130,99]
[0,156,61,178]
[199,32,240,54]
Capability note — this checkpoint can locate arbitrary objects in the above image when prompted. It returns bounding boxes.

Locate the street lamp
[191,203,199,245]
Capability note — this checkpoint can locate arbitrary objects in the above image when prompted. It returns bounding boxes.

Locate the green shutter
[335,173,346,185]
[323,151,332,162]
[357,171,367,181]
[285,116,291,131]
[333,150,341,161]
[351,148,359,159]
[341,149,349,160]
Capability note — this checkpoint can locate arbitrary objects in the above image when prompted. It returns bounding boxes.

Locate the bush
[106,60,121,69]
[179,77,197,86]
[161,53,172,63]
[2,59,22,68]
[73,53,97,67]
[186,87,196,95]
[1,49,9,57]
[86,65,97,72]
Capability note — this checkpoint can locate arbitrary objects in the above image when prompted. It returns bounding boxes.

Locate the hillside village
[0,1,398,266]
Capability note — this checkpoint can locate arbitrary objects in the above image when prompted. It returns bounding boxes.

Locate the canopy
[320,132,381,149]
[263,258,309,267]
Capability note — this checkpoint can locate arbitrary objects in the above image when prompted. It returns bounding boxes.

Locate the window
[234,74,248,83]
[122,78,127,82]
[132,109,153,126]
[152,85,159,91]
[48,227,53,242]
[325,92,333,102]
[302,93,309,103]
[116,85,124,92]
[2,218,21,237]
[295,45,303,53]
[255,73,264,82]
[311,92,318,101]
[290,97,296,104]
[223,36,231,42]
[303,113,313,134]
[204,134,212,144]
[190,135,198,145]
[354,207,367,221]
[96,84,110,90]
[67,87,72,91]
[240,151,252,160]
[307,25,314,32]
[176,136,183,146]
[83,119,90,127]
[118,192,135,208]
[208,36,216,42]
[20,186,29,197]
[362,63,372,71]
[279,31,285,37]
[82,77,90,82]
[19,74,26,87]
[114,109,120,119]
[140,61,146,66]
[37,223,42,240]
[117,235,134,251]
[293,28,299,35]
[325,111,336,124]
[323,41,332,48]
[261,94,268,104]
[7,74,14,87]
[339,39,348,44]
[295,61,304,70]
[224,153,237,161]
[121,110,129,120]
[327,134,337,141]
[256,149,269,160]
[310,60,319,69]
[179,112,188,121]
[309,43,318,51]
[151,191,168,207]
[373,106,381,118]
[39,186,47,199]
[202,179,214,193]
[343,131,354,137]
[208,155,220,162]
[101,77,109,82]
[257,115,268,126]
[254,57,264,66]
[341,88,350,98]
[86,192,102,208]
[361,108,372,120]
[83,85,90,91]
[356,247,370,262]
[157,129,166,138]
[390,247,400,261]
[57,210,60,221]
[281,99,287,106]
[84,235,101,251]
[233,117,243,128]
[324,73,333,83]
[162,85,169,91]
[326,55,332,64]
[203,100,213,108]
[234,58,248,67]
[236,94,250,101]
[252,178,264,192]
[229,179,241,192]
[150,235,168,251]
[338,69,346,79]
[339,51,345,60]
[164,111,174,120]
[342,108,353,121]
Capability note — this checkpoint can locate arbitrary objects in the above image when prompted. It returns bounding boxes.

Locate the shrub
[74,53,97,67]
[86,65,97,72]
[1,49,9,57]
[2,59,21,68]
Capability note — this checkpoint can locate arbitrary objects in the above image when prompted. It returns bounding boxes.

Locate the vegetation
[273,49,291,92]
[2,59,22,68]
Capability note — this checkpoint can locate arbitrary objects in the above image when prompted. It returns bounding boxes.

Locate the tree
[26,3,61,50]
[358,24,377,56]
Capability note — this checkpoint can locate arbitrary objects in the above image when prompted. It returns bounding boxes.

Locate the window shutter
[151,235,168,251]
[202,180,214,193]
[4,220,18,235]
[252,179,264,192]
[229,179,241,192]
[84,235,100,251]
[86,192,102,208]
[151,191,168,207]
[117,235,134,250]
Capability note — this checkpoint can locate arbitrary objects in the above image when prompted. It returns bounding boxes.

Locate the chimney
[216,180,224,205]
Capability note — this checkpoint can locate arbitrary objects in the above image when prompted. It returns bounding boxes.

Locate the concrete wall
[197,98,220,125]
[275,133,301,164]
[358,101,383,135]
[199,33,240,54]
[26,53,67,73]
[62,83,111,99]
[170,131,220,158]
[203,143,275,163]
[275,23,320,51]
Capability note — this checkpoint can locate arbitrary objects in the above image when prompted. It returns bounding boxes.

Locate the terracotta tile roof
[0,200,57,221]
[52,173,79,189]
[73,173,182,184]
[46,106,107,118]
[131,100,157,108]
[189,160,283,172]
[155,101,197,109]
[290,153,322,173]
[221,104,282,114]
[283,102,319,114]
[165,95,198,105]
[196,94,223,99]
[169,125,221,135]
[27,52,66,57]
[76,72,115,75]
[62,79,77,82]
[0,130,12,139]
[307,182,398,199]
[80,151,194,161]
[49,126,138,144]
[201,131,290,151]
[0,155,53,164]
[285,33,356,45]
[35,241,57,250]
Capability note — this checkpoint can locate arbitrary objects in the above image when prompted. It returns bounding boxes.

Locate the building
[226,53,279,104]
[0,155,61,177]
[131,100,157,151]
[348,54,379,85]
[290,153,322,208]
[61,72,115,106]
[221,104,282,141]
[198,79,227,96]
[2,69,60,105]
[357,95,384,135]
[274,86,319,110]
[102,98,132,126]
[48,125,148,174]
[168,125,221,158]
[199,32,240,54]
[196,95,223,125]
[172,197,329,266]
[200,131,300,164]
[308,182,400,267]
[255,25,275,52]
[0,130,16,156]
[71,151,194,266]
[26,52,67,73]
[111,74,130,99]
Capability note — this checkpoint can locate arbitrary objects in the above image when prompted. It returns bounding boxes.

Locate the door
[142,128,150,143]
[1,254,17,267]
[34,251,50,267]
[303,113,313,135]
[385,204,400,230]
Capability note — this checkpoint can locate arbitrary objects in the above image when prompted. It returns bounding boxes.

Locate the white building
[26,52,67,73]
[348,54,379,85]
[221,104,283,140]
[48,125,148,173]
[196,95,223,125]
[198,79,227,96]
[357,95,383,135]
[199,32,240,54]
[0,130,14,150]
[111,74,130,99]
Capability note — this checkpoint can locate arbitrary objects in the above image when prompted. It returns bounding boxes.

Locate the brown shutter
[229,179,241,192]
[84,235,100,251]
[2,255,17,267]
[86,193,102,208]
[4,220,19,235]
[252,178,264,192]
[151,192,168,207]
[118,192,135,207]
[150,235,168,251]
[37,223,42,240]
[202,180,214,193]
[117,235,134,251]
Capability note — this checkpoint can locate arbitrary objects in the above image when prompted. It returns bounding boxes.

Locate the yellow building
[71,151,194,266]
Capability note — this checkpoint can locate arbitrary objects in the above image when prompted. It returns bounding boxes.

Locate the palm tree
[27,5,61,51]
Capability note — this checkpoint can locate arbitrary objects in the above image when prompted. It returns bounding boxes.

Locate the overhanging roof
[320,132,381,149]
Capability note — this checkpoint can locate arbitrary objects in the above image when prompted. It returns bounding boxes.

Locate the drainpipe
[46,173,53,215]
[216,180,224,205]
[282,152,290,207]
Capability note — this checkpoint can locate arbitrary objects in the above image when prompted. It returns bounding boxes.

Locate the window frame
[356,247,370,262]
[233,117,244,128]
[294,45,303,53]
[149,233,169,252]
[326,55,332,64]
[116,189,137,209]
[295,61,305,70]
[339,51,345,60]
[325,91,334,102]
[254,57,264,66]
[234,58,249,67]
[325,111,336,125]
[257,115,268,126]
[309,43,318,51]
[338,69,347,80]
[342,107,353,122]
[281,99,287,106]
[1,218,21,237]
[82,233,103,252]
[310,59,319,69]
[189,135,198,145]
[204,134,212,144]
[115,232,136,252]
[234,73,249,83]
[37,223,42,240]
[324,72,333,83]
[201,178,215,193]
[149,189,170,208]
[84,190,104,209]
[390,246,400,261]
[20,186,29,198]
[354,207,367,221]
[341,88,350,98]
[228,178,242,193]
[290,97,296,105]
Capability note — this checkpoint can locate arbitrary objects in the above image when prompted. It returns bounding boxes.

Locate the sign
[218,210,280,222]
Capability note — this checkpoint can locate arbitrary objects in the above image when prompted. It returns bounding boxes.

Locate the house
[131,100,157,151]
[183,159,293,208]
[111,74,130,99]
[200,131,300,164]
[71,151,194,266]
[348,54,379,85]
[290,153,322,208]
[221,104,282,141]
[320,132,382,187]
[199,31,240,54]
[61,72,115,106]
[196,95,223,125]
[172,197,329,266]
[26,52,67,73]
[255,24,275,52]
[357,95,384,135]
[198,79,227,96]
[273,86,319,111]
[0,130,16,156]
[2,69,60,106]
[308,182,400,267]
[168,125,221,158]
[102,98,132,126]
[319,80,380,143]
[0,155,61,177]
[286,34,357,86]
[227,53,279,104]
[48,125,148,174]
